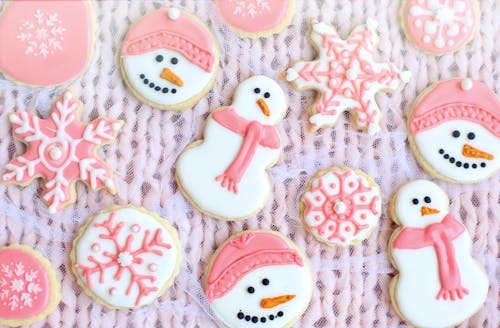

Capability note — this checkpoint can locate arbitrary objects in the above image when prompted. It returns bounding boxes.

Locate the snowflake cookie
[2,89,123,214]
[71,206,182,309]
[300,167,382,246]
[285,19,411,135]
[0,244,61,327]
[400,0,479,55]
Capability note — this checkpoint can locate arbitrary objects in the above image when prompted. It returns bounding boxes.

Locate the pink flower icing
[0,0,94,86]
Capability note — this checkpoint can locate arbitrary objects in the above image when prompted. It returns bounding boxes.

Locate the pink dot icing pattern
[0,0,94,86]
[302,169,381,246]
[2,90,123,214]
[402,0,478,54]
[286,20,410,134]
[0,249,50,320]
[216,0,292,33]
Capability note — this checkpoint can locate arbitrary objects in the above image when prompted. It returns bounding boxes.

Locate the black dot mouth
[237,310,284,324]
[438,148,486,169]
[139,73,178,94]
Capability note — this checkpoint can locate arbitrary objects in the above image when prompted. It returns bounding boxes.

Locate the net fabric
[0,0,498,327]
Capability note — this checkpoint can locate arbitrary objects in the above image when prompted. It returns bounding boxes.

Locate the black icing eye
[262,278,269,286]
[412,198,419,205]
[264,92,271,99]
[247,286,255,294]
[170,57,178,65]
[155,55,164,62]
[467,132,475,140]
[254,88,261,94]
[424,196,431,204]
[452,130,460,138]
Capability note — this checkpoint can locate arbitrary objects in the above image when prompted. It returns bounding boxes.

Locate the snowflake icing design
[286,20,411,134]
[230,0,271,18]
[405,0,475,51]
[16,9,66,58]
[75,211,173,307]
[2,90,123,213]
[0,261,42,311]
[302,169,381,245]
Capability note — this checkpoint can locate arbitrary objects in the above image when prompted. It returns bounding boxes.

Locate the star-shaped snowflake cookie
[286,19,411,134]
[2,90,123,213]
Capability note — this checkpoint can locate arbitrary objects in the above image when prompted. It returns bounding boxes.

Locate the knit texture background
[0,0,498,327]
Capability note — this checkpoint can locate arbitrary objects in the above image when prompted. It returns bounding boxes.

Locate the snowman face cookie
[409,79,500,183]
[389,180,489,327]
[205,231,312,327]
[121,8,219,110]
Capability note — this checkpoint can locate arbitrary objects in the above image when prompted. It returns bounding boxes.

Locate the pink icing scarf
[393,214,469,301]
[212,108,280,194]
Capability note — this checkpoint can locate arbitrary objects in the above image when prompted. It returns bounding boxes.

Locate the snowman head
[206,231,312,327]
[410,79,500,183]
[231,76,288,126]
[121,8,218,109]
[393,180,449,228]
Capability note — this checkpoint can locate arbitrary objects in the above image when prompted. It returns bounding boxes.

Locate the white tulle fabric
[0,0,498,327]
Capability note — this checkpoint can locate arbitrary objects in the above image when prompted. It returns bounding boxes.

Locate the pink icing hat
[410,78,500,137]
[205,231,304,301]
[121,7,215,72]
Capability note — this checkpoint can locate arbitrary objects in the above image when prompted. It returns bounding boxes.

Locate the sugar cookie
[389,179,488,328]
[71,206,182,309]
[204,230,312,328]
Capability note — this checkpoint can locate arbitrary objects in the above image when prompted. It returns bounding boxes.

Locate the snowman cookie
[389,180,488,328]
[71,206,182,309]
[216,0,296,38]
[400,0,479,55]
[408,78,500,184]
[176,75,287,220]
[285,19,411,134]
[0,0,95,87]
[205,230,312,328]
[0,244,61,327]
[2,89,123,213]
[121,7,220,111]
[300,167,382,247]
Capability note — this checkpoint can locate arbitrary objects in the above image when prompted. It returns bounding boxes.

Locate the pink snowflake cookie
[0,244,60,327]
[300,167,382,246]
[401,0,479,55]
[286,19,411,135]
[2,89,123,213]
[71,206,182,309]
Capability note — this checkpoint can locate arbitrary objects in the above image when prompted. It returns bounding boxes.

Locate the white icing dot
[285,68,299,82]
[368,123,381,135]
[462,26,468,33]
[117,251,133,267]
[148,263,158,272]
[48,205,57,214]
[63,91,72,101]
[109,287,117,296]
[461,78,473,91]
[49,146,63,160]
[334,201,347,214]
[346,69,357,81]
[91,243,100,252]
[168,7,180,20]
[423,35,431,43]
[366,18,378,30]
[111,122,122,132]
[131,224,141,233]
[414,19,422,27]
[104,178,115,190]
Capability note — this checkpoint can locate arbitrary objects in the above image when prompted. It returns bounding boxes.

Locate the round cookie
[0,244,61,327]
[216,0,296,38]
[120,7,220,111]
[408,78,500,184]
[0,0,95,87]
[400,0,479,55]
[300,167,382,246]
[176,75,287,221]
[71,206,182,309]
[204,230,312,328]
[388,179,489,328]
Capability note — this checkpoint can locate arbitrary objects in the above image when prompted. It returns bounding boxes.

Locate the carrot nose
[160,68,184,87]
[421,206,440,216]
[462,144,494,160]
[260,294,295,309]
[256,98,270,116]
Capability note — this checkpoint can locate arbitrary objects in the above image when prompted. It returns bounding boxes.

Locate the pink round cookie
[401,0,479,55]
[0,245,60,327]
[0,0,95,87]
[216,0,296,38]
[301,167,382,246]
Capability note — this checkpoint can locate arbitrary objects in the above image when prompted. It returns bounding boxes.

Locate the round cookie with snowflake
[0,244,61,327]
[71,206,182,309]
[300,167,382,246]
